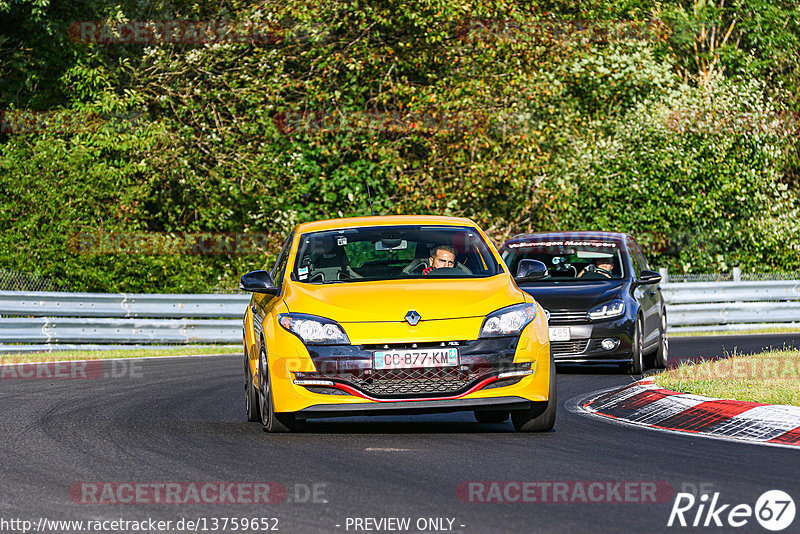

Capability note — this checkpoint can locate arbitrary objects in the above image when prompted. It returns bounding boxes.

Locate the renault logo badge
[405,310,421,326]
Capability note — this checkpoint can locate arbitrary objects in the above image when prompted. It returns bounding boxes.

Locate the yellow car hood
[283,275,525,323]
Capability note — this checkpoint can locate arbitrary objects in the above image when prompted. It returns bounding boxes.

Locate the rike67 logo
[668,490,795,531]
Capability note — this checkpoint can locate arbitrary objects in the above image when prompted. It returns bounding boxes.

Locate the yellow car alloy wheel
[244,331,260,422]
[258,340,300,432]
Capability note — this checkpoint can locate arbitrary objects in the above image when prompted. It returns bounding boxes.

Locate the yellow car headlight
[479,303,536,338]
[278,313,350,345]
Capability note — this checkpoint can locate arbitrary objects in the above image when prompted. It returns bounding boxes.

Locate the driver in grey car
[578,257,614,278]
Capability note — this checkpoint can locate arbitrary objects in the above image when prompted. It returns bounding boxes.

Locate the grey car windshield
[502,239,625,281]
[292,225,502,283]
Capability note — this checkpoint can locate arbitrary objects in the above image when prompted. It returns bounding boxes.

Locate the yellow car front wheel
[244,345,260,423]
[258,343,300,433]
[510,357,556,432]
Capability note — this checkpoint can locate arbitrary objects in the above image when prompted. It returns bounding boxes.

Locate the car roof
[294,215,480,233]
[504,231,627,243]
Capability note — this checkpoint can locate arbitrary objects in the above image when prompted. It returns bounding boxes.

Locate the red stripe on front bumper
[327,376,502,403]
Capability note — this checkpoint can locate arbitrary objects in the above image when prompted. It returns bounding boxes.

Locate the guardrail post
[733,267,741,283]
[659,268,668,284]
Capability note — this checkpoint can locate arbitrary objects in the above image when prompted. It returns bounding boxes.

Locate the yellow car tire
[511,358,556,432]
[244,344,260,422]
[258,342,300,433]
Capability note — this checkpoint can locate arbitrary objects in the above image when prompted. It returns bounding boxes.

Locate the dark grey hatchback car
[500,232,668,374]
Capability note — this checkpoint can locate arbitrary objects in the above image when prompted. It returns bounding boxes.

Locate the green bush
[1,0,798,291]
[548,75,799,272]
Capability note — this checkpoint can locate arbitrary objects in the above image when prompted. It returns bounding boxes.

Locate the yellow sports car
[240,215,554,432]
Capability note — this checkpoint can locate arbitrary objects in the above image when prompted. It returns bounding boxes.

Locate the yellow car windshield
[292,225,502,284]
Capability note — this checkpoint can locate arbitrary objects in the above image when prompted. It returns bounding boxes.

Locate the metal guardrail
[1,318,242,344]
[0,291,250,353]
[661,280,800,304]
[661,280,800,333]
[0,291,250,318]
[1,279,799,352]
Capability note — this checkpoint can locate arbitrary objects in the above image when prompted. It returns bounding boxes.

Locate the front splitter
[295,396,532,419]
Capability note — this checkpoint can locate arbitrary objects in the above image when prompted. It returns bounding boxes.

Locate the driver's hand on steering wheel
[580,264,609,278]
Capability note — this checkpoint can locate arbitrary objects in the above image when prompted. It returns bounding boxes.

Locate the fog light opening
[601,338,619,351]
[293,379,335,386]
[497,369,533,379]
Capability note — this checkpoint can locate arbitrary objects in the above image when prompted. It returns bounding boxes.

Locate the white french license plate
[373,348,459,370]
[549,327,571,341]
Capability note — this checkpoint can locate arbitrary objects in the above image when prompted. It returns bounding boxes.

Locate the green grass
[653,349,800,406]
[0,346,241,365]
[671,327,800,337]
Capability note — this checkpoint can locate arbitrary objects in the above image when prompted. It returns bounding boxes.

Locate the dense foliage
[1,0,799,291]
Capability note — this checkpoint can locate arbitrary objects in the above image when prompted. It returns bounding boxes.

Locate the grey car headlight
[586,300,625,321]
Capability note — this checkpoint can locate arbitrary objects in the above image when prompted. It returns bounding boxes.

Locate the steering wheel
[583,264,611,278]
[580,263,611,280]
[402,258,429,275]
[423,266,470,277]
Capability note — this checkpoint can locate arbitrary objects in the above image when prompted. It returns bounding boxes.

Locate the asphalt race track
[1,334,799,534]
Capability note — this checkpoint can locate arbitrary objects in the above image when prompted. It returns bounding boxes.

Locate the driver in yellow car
[422,244,456,275]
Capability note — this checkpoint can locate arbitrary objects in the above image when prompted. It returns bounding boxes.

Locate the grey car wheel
[628,316,644,375]
[654,313,669,369]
